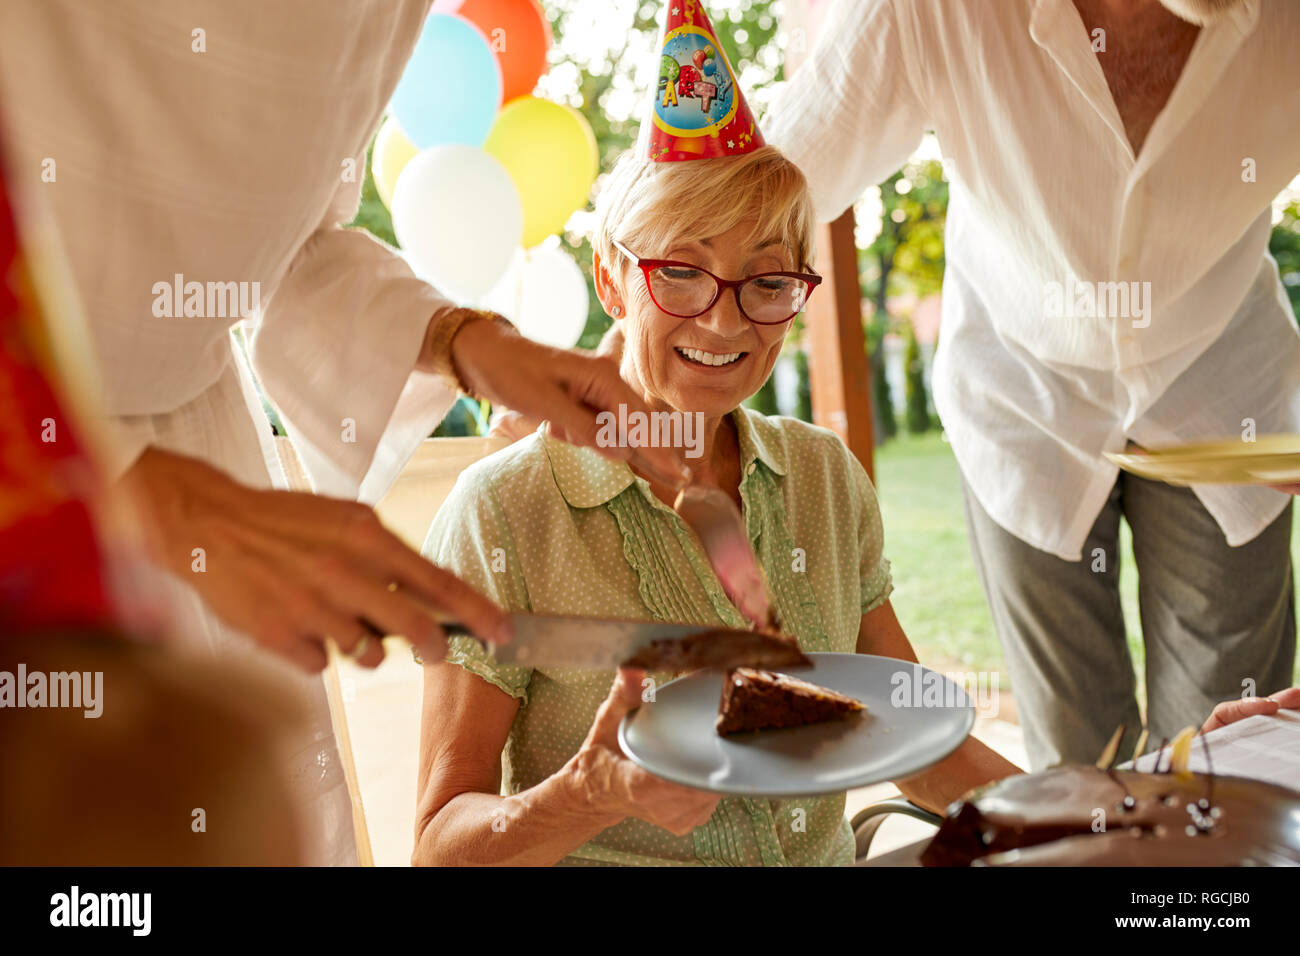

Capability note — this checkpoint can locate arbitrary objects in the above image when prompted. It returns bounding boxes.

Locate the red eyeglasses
[613,239,821,326]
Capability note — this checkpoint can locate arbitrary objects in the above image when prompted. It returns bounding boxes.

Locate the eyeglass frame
[611,238,822,326]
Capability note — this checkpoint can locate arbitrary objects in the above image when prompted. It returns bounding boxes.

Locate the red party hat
[646,0,765,162]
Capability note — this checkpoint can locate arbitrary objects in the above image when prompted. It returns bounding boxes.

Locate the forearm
[412,758,621,866]
[895,737,1023,815]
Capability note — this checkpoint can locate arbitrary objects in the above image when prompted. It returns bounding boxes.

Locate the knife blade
[435,614,808,671]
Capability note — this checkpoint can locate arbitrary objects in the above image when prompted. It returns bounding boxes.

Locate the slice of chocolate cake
[715,667,865,736]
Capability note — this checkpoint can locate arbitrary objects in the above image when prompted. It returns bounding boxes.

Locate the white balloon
[391,146,522,301]
[480,245,589,348]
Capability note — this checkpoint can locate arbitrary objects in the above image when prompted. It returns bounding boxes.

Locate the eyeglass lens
[648,266,810,323]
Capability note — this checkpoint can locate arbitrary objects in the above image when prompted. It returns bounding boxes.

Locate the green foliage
[348,142,396,247]
[745,371,780,416]
[903,321,930,434]
[792,347,812,422]
[1271,201,1300,320]
[860,160,948,446]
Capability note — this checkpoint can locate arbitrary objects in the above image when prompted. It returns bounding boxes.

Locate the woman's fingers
[1268,686,1300,708]
[341,515,512,649]
[587,668,647,747]
[1202,695,1280,733]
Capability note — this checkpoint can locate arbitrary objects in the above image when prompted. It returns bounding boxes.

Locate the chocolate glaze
[921,765,1300,867]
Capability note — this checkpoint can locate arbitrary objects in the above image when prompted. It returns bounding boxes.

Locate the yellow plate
[1107,439,1300,486]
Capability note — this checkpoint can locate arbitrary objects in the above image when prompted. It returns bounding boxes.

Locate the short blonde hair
[592,145,816,292]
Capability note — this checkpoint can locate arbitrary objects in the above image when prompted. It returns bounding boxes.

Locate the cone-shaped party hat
[645,1,765,162]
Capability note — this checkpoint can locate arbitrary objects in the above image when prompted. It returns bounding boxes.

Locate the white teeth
[677,347,743,367]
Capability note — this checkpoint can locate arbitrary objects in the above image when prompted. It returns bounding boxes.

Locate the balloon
[457,0,552,103]
[480,245,589,348]
[389,14,502,149]
[692,48,707,69]
[371,118,418,208]
[483,97,598,248]
[702,58,718,76]
[391,146,522,301]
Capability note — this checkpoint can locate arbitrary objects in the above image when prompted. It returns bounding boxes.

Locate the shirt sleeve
[422,467,534,701]
[764,0,930,223]
[249,143,461,505]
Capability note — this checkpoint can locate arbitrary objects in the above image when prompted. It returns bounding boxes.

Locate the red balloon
[692,48,707,69]
[457,0,552,103]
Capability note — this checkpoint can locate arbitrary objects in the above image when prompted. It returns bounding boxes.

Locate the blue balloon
[702,58,718,75]
[389,14,502,149]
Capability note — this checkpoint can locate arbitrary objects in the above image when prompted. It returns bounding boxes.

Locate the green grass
[873,430,1299,701]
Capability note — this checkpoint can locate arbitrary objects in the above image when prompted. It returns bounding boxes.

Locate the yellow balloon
[372,118,418,209]
[484,97,598,248]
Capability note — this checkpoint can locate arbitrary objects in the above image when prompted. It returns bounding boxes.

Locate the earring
[611,306,622,317]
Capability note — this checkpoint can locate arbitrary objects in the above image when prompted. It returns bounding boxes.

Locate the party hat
[646,0,765,162]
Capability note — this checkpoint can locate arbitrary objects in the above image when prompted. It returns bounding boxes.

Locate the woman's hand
[565,668,721,836]
[1201,687,1300,733]
[119,447,511,672]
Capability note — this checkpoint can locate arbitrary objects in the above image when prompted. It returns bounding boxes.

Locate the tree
[859,159,948,444]
[903,321,930,434]
[1271,201,1300,320]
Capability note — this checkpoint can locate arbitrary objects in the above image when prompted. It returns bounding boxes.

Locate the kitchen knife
[427,614,809,671]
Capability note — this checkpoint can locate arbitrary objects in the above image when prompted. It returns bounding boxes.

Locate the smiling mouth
[675,346,747,367]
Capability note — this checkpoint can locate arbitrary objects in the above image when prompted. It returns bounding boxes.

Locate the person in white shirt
[766,0,1300,768]
[0,0,688,863]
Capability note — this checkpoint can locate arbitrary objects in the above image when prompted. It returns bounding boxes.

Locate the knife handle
[408,617,482,664]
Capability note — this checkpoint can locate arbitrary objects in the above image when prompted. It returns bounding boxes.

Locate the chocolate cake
[622,630,810,673]
[921,764,1300,866]
[715,667,865,736]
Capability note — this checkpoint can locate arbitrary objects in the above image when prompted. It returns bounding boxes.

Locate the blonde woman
[411,141,1023,866]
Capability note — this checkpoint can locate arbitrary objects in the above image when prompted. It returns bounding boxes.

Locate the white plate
[618,653,975,797]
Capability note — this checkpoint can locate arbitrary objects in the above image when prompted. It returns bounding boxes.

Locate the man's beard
[1158,0,1249,26]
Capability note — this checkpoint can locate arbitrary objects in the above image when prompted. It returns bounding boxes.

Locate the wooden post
[806,213,875,479]
[782,0,875,479]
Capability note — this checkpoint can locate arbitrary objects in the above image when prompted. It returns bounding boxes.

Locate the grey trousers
[961,471,1296,770]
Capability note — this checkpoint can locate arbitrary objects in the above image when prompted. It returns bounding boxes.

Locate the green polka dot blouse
[422,406,893,866]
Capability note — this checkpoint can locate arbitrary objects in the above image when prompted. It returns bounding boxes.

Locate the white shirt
[0,0,461,865]
[0,0,456,503]
[767,0,1300,559]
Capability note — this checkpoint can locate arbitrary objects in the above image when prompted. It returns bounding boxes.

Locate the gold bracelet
[425,307,513,398]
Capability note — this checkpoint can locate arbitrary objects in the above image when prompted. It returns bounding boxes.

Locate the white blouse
[0,0,455,503]
[767,0,1300,559]
[0,0,459,866]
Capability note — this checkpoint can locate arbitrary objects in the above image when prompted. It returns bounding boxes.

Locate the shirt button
[746,463,756,475]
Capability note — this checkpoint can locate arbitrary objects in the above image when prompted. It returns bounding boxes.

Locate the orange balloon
[458,0,551,102]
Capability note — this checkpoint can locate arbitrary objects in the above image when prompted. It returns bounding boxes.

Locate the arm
[765,0,931,222]
[251,145,460,504]
[253,149,689,505]
[412,666,719,866]
[856,601,1023,814]
[412,662,613,866]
